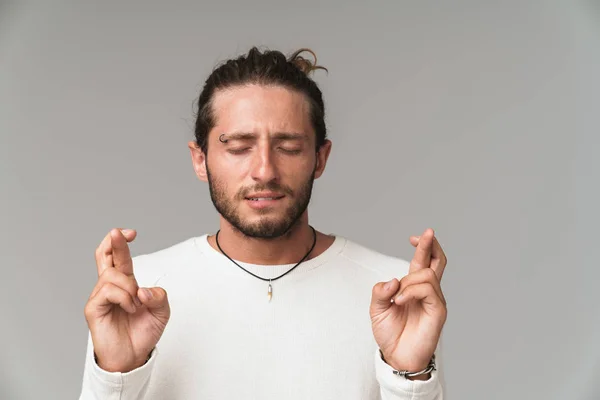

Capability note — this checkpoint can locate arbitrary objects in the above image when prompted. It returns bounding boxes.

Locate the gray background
[1,1,598,399]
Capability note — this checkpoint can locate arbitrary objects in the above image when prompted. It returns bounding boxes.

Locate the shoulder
[337,236,411,282]
[131,236,199,287]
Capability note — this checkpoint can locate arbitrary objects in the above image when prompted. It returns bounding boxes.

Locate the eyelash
[227,148,302,155]
[227,148,251,155]
[280,148,302,155]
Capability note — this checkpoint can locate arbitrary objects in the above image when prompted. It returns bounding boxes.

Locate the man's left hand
[369,228,448,378]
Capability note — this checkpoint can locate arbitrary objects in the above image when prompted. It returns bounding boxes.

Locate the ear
[314,139,332,179]
[188,141,208,182]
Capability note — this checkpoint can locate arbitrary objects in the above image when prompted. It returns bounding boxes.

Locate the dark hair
[194,47,328,153]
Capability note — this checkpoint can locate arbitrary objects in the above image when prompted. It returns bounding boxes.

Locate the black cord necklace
[215,225,317,302]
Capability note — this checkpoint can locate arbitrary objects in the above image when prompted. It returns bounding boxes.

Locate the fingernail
[143,288,153,300]
[122,229,132,235]
[395,294,403,304]
[134,295,142,307]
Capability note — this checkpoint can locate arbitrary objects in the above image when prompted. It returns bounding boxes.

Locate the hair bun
[288,48,328,75]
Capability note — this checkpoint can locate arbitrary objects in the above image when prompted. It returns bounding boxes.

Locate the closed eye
[279,147,302,155]
[227,147,251,155]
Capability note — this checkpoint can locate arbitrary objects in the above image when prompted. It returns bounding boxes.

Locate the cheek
[211,156,251,180]
[282,161,315,185]
[217,173,244,194]
[219,155,253,178]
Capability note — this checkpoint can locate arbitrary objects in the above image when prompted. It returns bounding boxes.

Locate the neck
[208,214,318,265]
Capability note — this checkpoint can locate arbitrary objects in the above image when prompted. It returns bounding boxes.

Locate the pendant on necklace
[267,282,273,302]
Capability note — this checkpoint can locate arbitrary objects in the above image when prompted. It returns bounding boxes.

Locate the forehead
[210,84,313,135]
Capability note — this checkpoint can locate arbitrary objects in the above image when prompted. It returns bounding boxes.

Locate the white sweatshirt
[79,233,445,399]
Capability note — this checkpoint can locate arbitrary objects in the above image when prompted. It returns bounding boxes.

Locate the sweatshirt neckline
[193,232,347,279]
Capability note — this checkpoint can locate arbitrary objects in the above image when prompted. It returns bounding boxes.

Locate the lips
[245,192,285,201]
[243,192,286,210]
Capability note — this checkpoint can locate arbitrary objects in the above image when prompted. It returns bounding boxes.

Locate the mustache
[238,183,294,199]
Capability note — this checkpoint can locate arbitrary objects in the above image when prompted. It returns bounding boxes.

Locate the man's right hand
[84,228,170,373]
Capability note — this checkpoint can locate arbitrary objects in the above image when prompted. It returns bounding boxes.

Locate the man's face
[200,85,329,239]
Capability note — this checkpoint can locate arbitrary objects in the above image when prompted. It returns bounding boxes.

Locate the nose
[250,144,279,183]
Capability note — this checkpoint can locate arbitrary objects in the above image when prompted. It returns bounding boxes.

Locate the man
[79,47,448,399]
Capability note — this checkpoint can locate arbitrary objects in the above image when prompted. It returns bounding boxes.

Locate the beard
[206,164,316,239]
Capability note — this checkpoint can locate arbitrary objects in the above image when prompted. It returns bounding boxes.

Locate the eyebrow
[221,132,308,142]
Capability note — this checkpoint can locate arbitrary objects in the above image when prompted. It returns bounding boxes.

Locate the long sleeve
[375,336,446,400]
[78,331,157,400]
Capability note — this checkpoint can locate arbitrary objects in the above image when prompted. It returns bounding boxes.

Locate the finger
[369,278,400,315]
[430,236,447,281]
[394,282,445,310]
[137,287,171,323]
[86,282,138,317]
[409,235,420,246]
[409,228,434,274]
[110,228,135,276]
[391,268,444,305]
[95,228,137,276]
[90,267,142,307]
[409,234,447,281]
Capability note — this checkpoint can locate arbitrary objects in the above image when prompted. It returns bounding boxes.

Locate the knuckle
[127,278,140,296]
[371,283,379,295]
[98,266,115,282]
[372,281,384,294]
[438,295,447,309]
[423,268,437,281]
[398,275,409,288]
[99,268,138,295]
[83,301,93,317]
[155,287,169,306]
[99,282,116,296]
[424,281,436,292]
[94,246,102,260]
[156,287,168,300]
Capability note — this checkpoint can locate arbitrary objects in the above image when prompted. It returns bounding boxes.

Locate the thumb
[138,287,170,322]
[370,278,400,315]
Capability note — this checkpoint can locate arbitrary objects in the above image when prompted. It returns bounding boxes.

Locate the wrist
[379,350,436,380]
[406,372,431,381]
[94,349,152,373]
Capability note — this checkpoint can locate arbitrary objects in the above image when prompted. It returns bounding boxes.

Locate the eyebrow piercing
[219,134,228,143]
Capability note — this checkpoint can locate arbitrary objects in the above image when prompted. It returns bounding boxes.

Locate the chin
[236,216,296,239]
[244,215,287,229]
